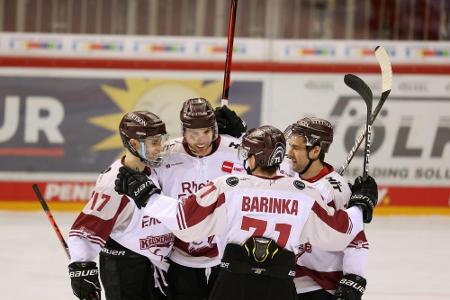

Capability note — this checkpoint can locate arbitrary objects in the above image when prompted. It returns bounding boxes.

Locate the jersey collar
[302,162,334,183]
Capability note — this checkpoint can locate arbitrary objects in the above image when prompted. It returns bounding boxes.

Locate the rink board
[0,35,449,214]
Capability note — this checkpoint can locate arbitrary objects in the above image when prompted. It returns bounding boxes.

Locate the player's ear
[311,145,321,160]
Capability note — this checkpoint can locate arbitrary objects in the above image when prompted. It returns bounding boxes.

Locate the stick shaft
[32,184,71,259]
[221,0,238,106]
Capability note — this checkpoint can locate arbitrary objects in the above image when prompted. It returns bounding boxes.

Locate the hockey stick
[32,184,71,259]
[343,74,373,179]
[221,0,238,106]
[338,46,392,175]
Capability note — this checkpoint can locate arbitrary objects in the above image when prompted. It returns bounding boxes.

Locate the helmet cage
[119,111,168,167]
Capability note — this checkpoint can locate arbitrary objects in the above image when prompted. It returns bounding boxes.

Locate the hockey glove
[348,176,378,223]
[334,273,366,300]
[68,261,101,300]
[114,166,161,209]
[214,105,247,138]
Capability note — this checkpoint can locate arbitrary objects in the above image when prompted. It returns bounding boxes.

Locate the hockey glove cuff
[68,261,101,300]
[334,273,366,300]
[348,176,378,223]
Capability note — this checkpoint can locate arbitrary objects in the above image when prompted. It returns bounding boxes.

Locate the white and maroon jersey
[68,159,174,271]
[280,161,369,293]
[155,135,245,268]
[143,173,364,261]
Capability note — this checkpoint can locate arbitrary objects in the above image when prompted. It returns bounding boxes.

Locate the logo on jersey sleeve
[293,180,305,190]
[326,176,343,192]
[222,161,234,173]
[226,176,239,187]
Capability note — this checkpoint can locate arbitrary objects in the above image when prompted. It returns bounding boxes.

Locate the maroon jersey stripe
[311,201,351,234]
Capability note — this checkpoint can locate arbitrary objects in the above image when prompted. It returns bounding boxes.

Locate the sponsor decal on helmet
[268,143,286,166]
[128,112,147,126]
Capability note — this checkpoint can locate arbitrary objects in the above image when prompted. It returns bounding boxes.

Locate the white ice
[1,212,449,300]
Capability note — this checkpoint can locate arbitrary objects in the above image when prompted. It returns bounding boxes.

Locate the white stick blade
[374,46,393,93]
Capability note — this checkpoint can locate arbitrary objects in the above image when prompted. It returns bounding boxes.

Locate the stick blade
[374,46,393,93]
[344,74,373,107]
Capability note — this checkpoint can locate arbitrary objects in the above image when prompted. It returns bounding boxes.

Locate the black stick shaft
[338,93,389,175]
[32,184,71,259]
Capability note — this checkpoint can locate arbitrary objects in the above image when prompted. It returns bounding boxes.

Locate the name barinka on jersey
[68,159,174,271]
[155,135,245,268]
[280,158,369,293]
[143,173,364,258]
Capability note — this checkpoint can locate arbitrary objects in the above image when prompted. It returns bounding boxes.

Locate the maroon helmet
[119,111,167,166]
[180,98,216,129]
[285,117,333,153]
[239,125,286,167]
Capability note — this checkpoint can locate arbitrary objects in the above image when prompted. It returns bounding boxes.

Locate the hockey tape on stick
[338,46,392,175]
[32,184,71,259]
[221,0,238,106]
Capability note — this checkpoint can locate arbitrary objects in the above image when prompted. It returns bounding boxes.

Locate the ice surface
[1,212,449,300]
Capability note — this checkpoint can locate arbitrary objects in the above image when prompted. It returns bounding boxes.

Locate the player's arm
[332,231,369,300]
[114,166,227,241]
[68,184,133,300]
[300,176,378,252]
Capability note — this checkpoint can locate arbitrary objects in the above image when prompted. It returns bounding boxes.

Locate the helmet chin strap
[298,148,318,176]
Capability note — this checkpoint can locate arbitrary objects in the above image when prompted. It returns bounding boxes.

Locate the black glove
[114,166,161,209]
[68,261,101,300]
[334,273,366,300]
[214,105,247,138]
[348,176,378,223]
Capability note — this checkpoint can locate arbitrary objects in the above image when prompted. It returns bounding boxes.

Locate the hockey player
[154,98,247,300]
[68,111,174,300]
[282,117,369,300]
[114,125,378,300]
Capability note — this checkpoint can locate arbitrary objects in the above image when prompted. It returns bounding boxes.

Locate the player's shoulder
[96,159,121,186]
[278,158,298,178]
[317,169,350,191]
[217,134,241,153]
[277,176,318,193]
[165,137,184,153]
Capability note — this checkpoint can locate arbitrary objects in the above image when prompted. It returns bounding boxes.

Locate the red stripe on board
[0,147,64,157]
[0,182,95,202]
[380,186,450,207]
[1,56,450,74]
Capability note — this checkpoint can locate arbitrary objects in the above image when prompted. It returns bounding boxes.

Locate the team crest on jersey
[226,176,239,187]
[293,180,305,190]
